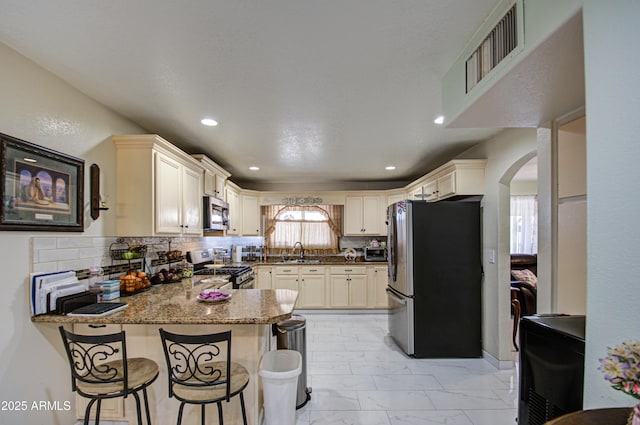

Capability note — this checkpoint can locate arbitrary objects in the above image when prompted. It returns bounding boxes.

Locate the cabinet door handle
[89,324,106,328]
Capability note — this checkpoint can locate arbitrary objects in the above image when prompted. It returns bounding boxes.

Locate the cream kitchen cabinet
[273,266,326,308]
[408,186,424,200]
[114,135,204,237]
[329,266,368,308]
[367,265,389,308]
[387,192,406,207]
[256,266,272,289]
[273,266,299,292]
[72,324,124,420]
[155,152,203,235]
[419,160,486,202]
[241,195,261,235]
[202,170,226,198]
[225,184,260,236]
[344,196,383,235]
[421,170,455,202]
[298,266,326,308]
[193,154,230,199]
[225,185,241,235]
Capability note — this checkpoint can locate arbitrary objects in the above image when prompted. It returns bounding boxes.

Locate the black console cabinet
[518,315,586,425]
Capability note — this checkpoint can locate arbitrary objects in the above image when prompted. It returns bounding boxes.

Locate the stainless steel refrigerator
[386,200,482,357]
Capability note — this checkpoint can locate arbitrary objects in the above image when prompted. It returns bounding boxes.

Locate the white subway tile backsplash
[92,237,119,248]
[38,248,79,263]
[58,258,95,271]
[32,238,57,250]
[32,236,263,276]
[57,237,95,249]
[78,247,106,259]
[32,261,59,274]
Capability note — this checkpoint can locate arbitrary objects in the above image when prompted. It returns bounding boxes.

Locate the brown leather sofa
[510,254,537,350]
[510,254,537,316]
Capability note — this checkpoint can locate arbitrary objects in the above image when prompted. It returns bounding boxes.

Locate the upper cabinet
[113,134,204,237]
[418,160,486,202]
[241,194,261,235]
[192,154,230,199]
[344,196,384,236]
[225,184,241,235]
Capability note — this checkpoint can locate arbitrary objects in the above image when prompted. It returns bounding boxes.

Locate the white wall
[0,42,145,425]
[582,1,640,408]
[556,117,587,315]
[457,128,537,362]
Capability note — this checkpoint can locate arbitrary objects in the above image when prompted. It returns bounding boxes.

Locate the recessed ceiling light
[23,157,38,163]
[200,118,218,126]
[434,115,445,125]
[385,166,396,171]
[249,166,260,171]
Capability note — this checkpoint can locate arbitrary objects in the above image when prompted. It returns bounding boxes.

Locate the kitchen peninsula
[32,283,298,425]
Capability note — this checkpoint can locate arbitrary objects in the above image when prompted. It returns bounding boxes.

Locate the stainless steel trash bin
[274,314,311,409]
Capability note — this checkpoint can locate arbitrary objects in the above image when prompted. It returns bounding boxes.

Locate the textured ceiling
[0,0,510,189]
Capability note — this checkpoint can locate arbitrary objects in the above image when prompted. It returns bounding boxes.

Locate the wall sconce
[90,163,109,220]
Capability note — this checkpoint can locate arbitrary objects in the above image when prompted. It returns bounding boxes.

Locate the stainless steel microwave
[203,196,229,231]
[364,246,387,262]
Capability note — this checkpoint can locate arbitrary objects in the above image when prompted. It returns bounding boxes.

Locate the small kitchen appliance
[203,196,229,231]
[364,246,387,262]
[187,249,255,289]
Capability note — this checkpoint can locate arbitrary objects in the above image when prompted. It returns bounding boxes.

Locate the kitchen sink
[276,259,323,264]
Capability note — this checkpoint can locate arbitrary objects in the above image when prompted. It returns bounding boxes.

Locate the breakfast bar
[32,282,298,425]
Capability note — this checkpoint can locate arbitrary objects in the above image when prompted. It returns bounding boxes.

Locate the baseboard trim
[483,350,515,370]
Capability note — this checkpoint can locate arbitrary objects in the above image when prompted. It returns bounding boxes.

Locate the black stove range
[187,249,255,289]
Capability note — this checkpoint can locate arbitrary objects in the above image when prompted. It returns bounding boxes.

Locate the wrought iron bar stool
[59,326,159,425]
[158,328,249,425]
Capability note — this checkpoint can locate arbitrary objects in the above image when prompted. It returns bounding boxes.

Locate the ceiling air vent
[465,3,518,93]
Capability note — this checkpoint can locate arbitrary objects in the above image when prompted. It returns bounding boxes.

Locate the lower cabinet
[273,267,299,291]
[273,266,326,308]
[72,324,124,420]
[256,266,272,289]
[263,263,388,309]
[368,265,390,308]
[299,268,326,308]
[329,266,368,308]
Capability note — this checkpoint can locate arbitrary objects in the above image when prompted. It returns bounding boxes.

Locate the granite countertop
[31,281,298,325]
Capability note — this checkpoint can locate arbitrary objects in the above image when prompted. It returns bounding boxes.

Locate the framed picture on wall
[0,132,84,231]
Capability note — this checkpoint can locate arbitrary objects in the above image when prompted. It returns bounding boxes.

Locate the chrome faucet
[292,241,305,260]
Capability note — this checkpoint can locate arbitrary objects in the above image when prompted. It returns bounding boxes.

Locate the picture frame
[0,133,84,231]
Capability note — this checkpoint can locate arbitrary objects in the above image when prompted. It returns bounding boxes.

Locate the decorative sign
[282,197,323,205]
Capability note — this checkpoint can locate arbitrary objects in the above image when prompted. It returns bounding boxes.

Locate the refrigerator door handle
[386,288,407,305]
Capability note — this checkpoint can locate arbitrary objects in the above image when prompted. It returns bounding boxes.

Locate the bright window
[263,205,342,254]
[510,195,538,254]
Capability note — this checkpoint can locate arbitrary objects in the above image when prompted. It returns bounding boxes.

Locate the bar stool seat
[159,328,249,425]
[75,357,160,396]
[171,361,249,402]
[59,326,159,425]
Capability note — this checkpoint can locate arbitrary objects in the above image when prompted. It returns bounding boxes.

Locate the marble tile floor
[294,313,518,425]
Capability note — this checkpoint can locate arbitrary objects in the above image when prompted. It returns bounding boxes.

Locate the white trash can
[259,349,302,425]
